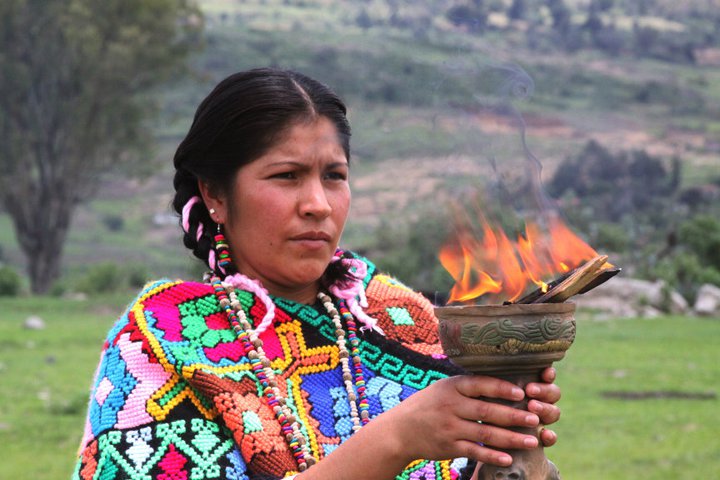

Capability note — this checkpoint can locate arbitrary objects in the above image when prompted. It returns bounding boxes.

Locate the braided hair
[171,68,352,281]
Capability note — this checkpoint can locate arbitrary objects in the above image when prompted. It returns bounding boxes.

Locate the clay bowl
[435,303,576,375]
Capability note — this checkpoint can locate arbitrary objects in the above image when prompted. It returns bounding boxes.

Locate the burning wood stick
[513,270,573,304]
[576,265,622,294]
[515,255,620,304]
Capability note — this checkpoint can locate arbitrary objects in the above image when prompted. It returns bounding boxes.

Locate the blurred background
[0,1,718,478]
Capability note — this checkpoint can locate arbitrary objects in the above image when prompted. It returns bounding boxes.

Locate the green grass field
[0,296,717,479]
[552,314,720,478]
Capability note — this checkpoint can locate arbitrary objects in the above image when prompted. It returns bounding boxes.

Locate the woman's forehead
[261,118,346,159]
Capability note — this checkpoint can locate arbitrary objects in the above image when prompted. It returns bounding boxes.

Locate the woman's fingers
[525,381,561,404]
[471,422,538,450]
[460,442,514,468]
[527,399,561,425]
[539,428,558,447]
[387,374,565,466]
[525,368,562,426]
[454,375,525,403]
[456,423,538,467]
[540,367,557,384]
[455,398,539,428]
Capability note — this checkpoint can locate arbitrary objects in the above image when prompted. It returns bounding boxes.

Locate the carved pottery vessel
[435,303,576,480]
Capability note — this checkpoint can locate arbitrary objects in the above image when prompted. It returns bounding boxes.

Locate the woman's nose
[299,179,331,218]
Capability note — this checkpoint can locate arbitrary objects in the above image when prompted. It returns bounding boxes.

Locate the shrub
[652,252,720,304]
[550,141,680,228]
[49,281,67,297]
[372,211,455,294]
[593,222,630,253]
[101,214,125,232]
[678,214,720,269]
[0,266,21,296]
[75,263,124,294]
[125,263,150,289]
[356,8,373,30]
[446,4,487,33]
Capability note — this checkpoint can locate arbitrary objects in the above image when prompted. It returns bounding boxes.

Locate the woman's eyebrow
[266,160,304,167]
[327,161,349,168]
[263,160,311,171]
[265,159,348,169]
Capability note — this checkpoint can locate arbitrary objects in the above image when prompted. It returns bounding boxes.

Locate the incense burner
[435,302,576,480]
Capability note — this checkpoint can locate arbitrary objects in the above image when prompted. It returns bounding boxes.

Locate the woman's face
[206,116,351,303]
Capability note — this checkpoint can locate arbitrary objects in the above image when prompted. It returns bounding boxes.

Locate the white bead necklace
[211,276,366,471]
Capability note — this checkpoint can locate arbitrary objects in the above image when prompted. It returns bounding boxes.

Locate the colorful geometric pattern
[387,306,416,326]
[73,418,240,480]
[365,274,446,357]
[74,253,469,479]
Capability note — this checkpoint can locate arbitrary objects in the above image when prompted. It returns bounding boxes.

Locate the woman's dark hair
[171,67,351,281]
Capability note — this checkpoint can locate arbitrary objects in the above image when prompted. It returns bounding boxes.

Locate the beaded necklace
[210,275,369,472]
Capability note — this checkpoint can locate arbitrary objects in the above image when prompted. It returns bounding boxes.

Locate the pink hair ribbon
[328,256,384,335]
[224,273,276,335]
[182,196,201,233]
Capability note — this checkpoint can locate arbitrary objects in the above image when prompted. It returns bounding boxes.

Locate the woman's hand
[376,375,544,468]
[525,367,562,447]
[299,371,563,480]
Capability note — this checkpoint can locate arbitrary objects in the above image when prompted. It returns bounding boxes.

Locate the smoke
[431,60,559,231]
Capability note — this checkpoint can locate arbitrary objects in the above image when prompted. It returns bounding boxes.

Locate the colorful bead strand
[211,276,369,472]
[210,275,315,471]
[338,299,371,425]
[318,293,361,432]
[214,230,233,273]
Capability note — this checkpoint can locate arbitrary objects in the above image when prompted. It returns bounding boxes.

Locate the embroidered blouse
[72,254,471,480]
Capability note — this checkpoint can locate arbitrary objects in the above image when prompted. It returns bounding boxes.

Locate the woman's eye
[325,171,347,181]
[271,172,296,179]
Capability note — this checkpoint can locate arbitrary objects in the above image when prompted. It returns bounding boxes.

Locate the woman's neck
[219,268,322,305]
[229,274,319,305]
[268,282,320,305]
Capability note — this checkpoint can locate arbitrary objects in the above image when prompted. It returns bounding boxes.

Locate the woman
[73,68,561,480]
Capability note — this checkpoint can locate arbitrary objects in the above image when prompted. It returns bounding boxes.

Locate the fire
[439,213,602,304]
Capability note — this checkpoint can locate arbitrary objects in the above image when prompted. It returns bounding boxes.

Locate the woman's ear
[198,180,228,225]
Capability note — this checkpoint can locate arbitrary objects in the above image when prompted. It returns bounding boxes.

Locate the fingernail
[512,387,524,399]
[524,436,538,448]
[529,400,543,413]
[525,414,539,425]
[499,455,513,465]
[527,385,540,396]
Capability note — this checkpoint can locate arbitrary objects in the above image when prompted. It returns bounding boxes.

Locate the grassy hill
[1,0,719,294]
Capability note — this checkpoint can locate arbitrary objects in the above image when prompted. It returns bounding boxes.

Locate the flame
[439,214,602,304]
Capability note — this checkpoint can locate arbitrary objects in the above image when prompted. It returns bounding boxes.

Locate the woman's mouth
[290,231,332,248]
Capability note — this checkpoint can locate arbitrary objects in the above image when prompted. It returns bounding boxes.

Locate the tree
[0,0,202,294]
[446,1,488,34]
[678,215,720,271]
[583,7,604,34]
[508,0,527,21]
[590,0,614,13]
[356,8,373,30]
[547,0,571,30]
[549,140,680,223]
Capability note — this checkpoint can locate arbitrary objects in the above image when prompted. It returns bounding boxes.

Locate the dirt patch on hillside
[351,155,492,225]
